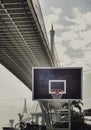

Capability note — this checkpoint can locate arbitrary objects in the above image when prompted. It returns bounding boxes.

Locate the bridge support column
[39,101,51,130]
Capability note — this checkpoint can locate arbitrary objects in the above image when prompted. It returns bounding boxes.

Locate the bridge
[0,0,70,130]
[0,0,56,90]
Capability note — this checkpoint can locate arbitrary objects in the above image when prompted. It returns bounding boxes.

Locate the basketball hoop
[49,80,66,99]
[50,89,64,99]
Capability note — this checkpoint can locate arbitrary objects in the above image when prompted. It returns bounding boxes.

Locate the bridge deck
[0,0,54,89]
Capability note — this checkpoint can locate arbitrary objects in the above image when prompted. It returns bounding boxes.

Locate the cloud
[43,4,91,79]
[44,6,64,33]
[66,46,84,59]
[65,8,91,31]
[55,44,73,66]
[60,31,78,41]
[53,8,91,76]
[50,7,62,15]
[56,8,91,55]
[81,30,91,41]
[69,39,89,49]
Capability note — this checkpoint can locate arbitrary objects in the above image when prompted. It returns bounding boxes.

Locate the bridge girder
[0,0,55,90]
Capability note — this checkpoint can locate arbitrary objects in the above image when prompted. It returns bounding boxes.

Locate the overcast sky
[0,0,91,129]
[39,0,91,107]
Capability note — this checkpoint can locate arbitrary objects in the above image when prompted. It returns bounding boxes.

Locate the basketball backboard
[32,67,82,100]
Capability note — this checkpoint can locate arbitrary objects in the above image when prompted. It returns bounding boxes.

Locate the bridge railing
[31,0,49,46]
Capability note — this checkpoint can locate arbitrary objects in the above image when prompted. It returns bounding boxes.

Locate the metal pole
[68,100,71,130]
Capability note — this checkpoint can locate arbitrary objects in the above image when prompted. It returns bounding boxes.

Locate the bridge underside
[0,0,54,90]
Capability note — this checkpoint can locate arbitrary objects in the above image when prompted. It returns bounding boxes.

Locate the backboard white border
[49,80,66,94]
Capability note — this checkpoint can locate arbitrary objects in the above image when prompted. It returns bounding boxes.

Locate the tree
[62,100,83,113]
[71,100,83,113]
[18,113,23,122]
[62,100,84,124]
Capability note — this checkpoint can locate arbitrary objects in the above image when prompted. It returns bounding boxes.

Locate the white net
[51,89,64,99]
